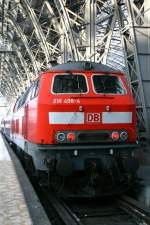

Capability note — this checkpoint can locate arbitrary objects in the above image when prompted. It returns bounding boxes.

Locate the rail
[117,195,150,224]
[42,190,83,225]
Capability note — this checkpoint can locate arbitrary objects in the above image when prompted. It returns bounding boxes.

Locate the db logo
[86,113,100,123]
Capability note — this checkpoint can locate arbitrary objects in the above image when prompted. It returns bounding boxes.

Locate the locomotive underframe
[22,141,138,196]
[24,141,138,173]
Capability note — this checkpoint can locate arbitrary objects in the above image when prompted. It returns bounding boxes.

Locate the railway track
[42,189,150,225]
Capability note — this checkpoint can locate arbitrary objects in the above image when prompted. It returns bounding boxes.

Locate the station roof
[0,0,125,102]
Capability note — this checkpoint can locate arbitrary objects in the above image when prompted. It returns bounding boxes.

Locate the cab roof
[48,61,122,73]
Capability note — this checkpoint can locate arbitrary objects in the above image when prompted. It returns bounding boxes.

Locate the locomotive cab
[49,72,135,144]
[36,63,136,145]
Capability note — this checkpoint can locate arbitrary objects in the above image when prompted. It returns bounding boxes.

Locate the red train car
[4,62,139,196]
[1,108,13,141]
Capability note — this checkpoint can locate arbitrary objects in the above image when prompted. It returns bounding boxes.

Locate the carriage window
[92,75,126,94]
[53,74,88,93]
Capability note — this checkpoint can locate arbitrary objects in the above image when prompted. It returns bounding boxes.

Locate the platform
[0,134,51,225]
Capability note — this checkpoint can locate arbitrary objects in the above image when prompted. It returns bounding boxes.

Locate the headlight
[120,131,128,141]
[56,132,66,142]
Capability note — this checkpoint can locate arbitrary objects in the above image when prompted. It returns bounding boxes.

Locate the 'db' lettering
[87,113,100,123]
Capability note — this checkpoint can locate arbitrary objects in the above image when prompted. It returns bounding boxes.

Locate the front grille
[78,132,110,142]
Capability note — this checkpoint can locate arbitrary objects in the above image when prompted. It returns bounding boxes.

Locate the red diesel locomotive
[2,62,139,196]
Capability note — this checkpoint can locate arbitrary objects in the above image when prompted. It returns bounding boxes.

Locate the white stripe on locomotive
[49,112,84,124]
[48,112,132,124]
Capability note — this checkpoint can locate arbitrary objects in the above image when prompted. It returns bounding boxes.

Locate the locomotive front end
[36,62,139,197]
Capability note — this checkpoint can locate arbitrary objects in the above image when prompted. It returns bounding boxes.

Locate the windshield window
[53,74,88,93]
[92,75,126,94]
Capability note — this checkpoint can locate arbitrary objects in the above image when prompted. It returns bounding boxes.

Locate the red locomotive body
[3,62,139,196]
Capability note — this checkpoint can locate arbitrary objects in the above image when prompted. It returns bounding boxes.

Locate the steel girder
[20,0,51,65]
[54,0,80,61]
[7,14,39,76]
[115,0,150,143]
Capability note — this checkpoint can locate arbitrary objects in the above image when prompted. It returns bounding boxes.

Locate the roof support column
[85,0,96,61]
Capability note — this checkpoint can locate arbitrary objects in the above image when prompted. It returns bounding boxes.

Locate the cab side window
[24,85,34,103]
[30,80,40,99]
[13,80,40,112]
[21,87,32,106]
[14,97,21,112]
[17,96,24,110]
[14,85,33,112]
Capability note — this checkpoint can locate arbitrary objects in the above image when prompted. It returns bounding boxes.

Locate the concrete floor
[0,135,51,225]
